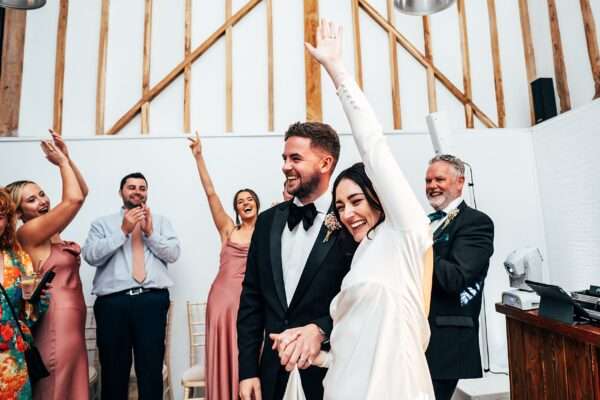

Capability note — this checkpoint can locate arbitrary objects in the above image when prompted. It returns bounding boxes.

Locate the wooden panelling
[53,0,69,134]
[486,0,505,127]
[518,0,536,125]
[106,0,262,135]
[547,0,571,112]
[457,0,473,128]
[522,324,545,399]
[386,0,401,129]
[304,0,321,122]
[0,9,26,136]
[95,0,110,135]
[141,0,153,134]
[579,0,600,99]
[506,318,527,400]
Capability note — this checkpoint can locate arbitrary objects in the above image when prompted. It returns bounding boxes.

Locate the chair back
[186,302,207,367]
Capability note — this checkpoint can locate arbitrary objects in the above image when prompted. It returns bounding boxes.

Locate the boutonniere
[439,209,460,231]
[323,212,341,243]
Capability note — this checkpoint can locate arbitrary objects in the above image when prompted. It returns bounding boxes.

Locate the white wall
[531,99,600,290]
[0,128,545,397]
[19,0,600,137]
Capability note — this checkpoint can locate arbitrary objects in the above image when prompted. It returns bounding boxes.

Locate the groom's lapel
[288,214,338,311]
[270,201,290,311]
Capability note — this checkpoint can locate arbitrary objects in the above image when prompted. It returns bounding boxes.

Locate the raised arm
[17,140,85,249]
[188,132,235,243]
[50,130,89,197]
[305,20,428,232]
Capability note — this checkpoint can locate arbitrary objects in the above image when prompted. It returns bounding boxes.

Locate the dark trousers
[94,289,170,400]
[433,379,459,400]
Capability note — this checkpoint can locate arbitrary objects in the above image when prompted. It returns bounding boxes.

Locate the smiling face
[17,183,51,222]
[119,178,148,209]
[335,178,382,243]
[425,161,465,211]
[282,136,332,203]
[234,191,258,222]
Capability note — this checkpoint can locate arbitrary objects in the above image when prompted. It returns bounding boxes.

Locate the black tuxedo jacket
[425,201,494,380]
[237,200,356,400]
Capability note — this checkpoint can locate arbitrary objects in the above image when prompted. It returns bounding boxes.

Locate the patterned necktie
[131,224,146,284]
[428,210,447,223]
[287,203,318,231]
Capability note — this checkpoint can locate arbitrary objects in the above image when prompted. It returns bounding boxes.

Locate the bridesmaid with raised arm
[7,131,89,400]
[188,132,261,400]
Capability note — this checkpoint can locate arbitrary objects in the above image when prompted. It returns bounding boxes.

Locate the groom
[238,122,356,400]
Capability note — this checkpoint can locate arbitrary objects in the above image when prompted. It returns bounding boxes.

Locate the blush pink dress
[205,239,249,400]
[33,241,89,400]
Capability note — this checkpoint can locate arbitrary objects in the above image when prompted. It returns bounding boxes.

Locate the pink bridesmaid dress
[33,241,89,400]
[205,238,249,400]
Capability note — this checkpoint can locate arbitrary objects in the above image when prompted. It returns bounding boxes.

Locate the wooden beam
[0,9,26,136]
[106,0,262,135]
[95,0,110,135]
[266,0,274,131]
[423,15,437,113]
[358,0,497,128]
[518,0,537,125]
[304,0,321,122]
[547,0,571,112]
[457,0,473,128]
[351,0,363,88]
[579,0,600,99]
[141,0,153,134]
[486,0,505,127]
[225,0,233,132]
[386,0,401,129]
[53,0,69,134]
[183,0,191,133]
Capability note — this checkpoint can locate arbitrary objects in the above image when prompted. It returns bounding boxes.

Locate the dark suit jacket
[237,200,356,400]
[425,201,494,380]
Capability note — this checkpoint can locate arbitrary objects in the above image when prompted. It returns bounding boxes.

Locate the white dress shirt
[430,195,464,233]
[281,192,332,305]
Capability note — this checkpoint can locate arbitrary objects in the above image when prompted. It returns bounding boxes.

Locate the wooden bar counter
[496,303,600,399]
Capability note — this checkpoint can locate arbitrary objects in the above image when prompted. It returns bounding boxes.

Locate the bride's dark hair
[331,162,385,240]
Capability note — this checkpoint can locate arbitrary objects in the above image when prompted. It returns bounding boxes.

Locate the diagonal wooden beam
[304,0,321,122]
[53,0,69,134]
[358,0,497,128]
[106,0,262,135]
[579,0,600,99]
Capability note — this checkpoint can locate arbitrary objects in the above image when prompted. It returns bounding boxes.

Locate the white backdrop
[1,127,547,398]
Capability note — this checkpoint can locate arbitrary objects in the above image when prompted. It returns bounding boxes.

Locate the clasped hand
[121,204,153,236]
[269,323,324,371]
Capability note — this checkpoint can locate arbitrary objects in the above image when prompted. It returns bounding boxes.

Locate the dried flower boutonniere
[439,208,460,232]
[323,212,341,243]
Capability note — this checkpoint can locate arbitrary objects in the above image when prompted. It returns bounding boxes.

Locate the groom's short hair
[284,121,340,170]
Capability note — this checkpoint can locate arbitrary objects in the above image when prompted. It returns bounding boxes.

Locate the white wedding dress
[323,78,434,400]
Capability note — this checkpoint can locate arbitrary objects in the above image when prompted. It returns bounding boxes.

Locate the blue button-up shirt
[82,209,180,296]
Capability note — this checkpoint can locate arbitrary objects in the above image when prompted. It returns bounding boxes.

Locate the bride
[272,20,435,400]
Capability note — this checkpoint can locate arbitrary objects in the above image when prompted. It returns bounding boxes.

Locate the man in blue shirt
[83,172,180,400]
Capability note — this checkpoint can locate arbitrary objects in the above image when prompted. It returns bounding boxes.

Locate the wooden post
[579,0,600,99]
[266,0,274,131]
[486,0,505,127]
[351,0,363,88]
[106,0,262,135]
[518,0,537,125]
[457,0,473,128]
[547,0,571,112]
[304,0,322,122]
[141,0,153,134]
[423,15,437,113]
[53,0,69,134]
[95,0,110,135]
[0,9,26,136]
[225,0,233,132]
[386,0,401,129]
[183,0,191,133]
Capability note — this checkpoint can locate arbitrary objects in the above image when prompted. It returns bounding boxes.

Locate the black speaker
[531,78,558,124]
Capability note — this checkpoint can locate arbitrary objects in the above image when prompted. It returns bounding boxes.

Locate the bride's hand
[305,19,348,88]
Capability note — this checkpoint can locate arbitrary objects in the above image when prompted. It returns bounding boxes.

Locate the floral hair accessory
[323,212,341,243]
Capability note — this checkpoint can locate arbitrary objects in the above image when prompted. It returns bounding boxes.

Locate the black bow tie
[287,202,318,231]
[428,210,447,223]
